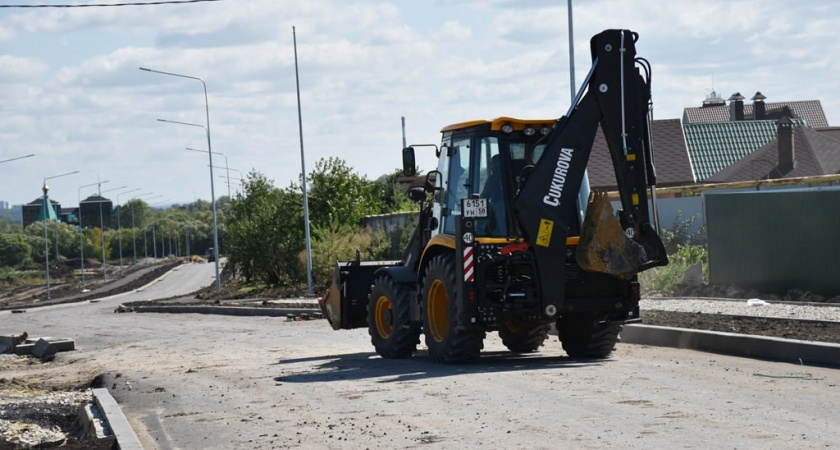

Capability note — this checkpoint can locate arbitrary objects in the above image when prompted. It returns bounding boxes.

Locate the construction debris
[1,333,75,359]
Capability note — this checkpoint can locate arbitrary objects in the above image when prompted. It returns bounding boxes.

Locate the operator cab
[433,117,577,238]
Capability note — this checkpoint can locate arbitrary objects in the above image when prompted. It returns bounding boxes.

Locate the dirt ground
[3,267,838,448]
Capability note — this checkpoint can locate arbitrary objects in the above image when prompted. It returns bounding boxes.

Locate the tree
[114,199,151,231]
[305,157,382,229]
[371,168,420,214]
[23,221,82,261]
[225,172,305,285]
[0,233,32,267]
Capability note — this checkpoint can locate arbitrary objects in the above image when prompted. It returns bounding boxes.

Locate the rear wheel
[498,321,551,353]
[422,254,484,363]
[368,276,420,359]
[557,314,622,358]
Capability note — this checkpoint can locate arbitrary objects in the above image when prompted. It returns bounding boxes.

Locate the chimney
[776,107,795,175]
[728,92,745,121]
[752,91,767,120]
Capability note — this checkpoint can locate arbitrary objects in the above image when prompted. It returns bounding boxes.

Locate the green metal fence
[705,187,840,296]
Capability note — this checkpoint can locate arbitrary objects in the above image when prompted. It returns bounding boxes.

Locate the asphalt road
[2,263,839,449]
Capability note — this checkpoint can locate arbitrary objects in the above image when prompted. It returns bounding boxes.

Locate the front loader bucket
[576,191,656,279]
[319,271,344,330]
[318,259,402,331]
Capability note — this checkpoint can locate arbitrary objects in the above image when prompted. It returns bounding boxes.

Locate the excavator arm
[514,29,667,304]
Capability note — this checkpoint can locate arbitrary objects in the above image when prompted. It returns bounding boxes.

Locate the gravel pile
[641,298,840,323]
[0,370,92,448]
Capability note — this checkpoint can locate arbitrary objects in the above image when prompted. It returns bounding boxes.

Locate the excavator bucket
[576,191,650,279]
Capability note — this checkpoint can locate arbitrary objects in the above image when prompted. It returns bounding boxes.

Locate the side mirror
[402,147,416,176]
[407,187,426,203]
[425,171,439,193]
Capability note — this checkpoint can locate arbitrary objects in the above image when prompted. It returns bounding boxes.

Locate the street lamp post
[152,222,157,260]
[141,67,221,294]
[99,185,127,281]
[207,163,242,195]
[133,194,160,264]
[116,188,141,274]
[184,223,191,258]
[131,193,155,264]
[43,170,79,300]
[293,26,315,294]
[150,200,170,262]
[157,118,220,288]
[78,180,108,291]
[185,147,231,199]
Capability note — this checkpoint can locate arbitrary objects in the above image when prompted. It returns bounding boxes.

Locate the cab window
[442,137,471,234]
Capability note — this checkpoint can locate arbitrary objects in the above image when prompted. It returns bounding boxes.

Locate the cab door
[435,136,471,236]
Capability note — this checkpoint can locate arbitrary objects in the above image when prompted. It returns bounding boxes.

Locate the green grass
[237,285,260,294]
[638,244,708,296]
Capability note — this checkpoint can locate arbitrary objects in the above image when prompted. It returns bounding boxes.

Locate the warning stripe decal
[463,247,474,282]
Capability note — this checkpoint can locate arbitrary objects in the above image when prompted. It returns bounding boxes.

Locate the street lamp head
[158,118,205,129]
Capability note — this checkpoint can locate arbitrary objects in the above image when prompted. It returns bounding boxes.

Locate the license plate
[463,198,488,218]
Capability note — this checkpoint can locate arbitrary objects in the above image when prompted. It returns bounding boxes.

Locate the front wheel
[368,276,420,359]
[421,254,484,363]
[557,314,622,359]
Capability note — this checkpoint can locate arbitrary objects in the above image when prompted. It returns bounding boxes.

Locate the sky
[1,0,838,208]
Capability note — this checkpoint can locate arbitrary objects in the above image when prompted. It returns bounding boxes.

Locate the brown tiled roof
[587,119,694,190]
[706,127,840,182]
[683,100,829,128]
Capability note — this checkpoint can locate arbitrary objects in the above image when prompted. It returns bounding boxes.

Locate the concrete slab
[32,338,57,359]
[0,333,28,354]
[92,388,143,450]
[11,343,34,356]
[80,402,111,439]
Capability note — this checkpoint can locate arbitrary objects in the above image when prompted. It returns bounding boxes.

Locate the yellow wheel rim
[374,295,393,339]
[427,279,449,342]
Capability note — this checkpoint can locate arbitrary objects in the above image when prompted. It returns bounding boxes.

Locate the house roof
[683,119,805,181]
[587,118,694,190]
[683,100,829,128]
[80,194,112,204]
[816,127,840,142]
[707,126,840,182]
[26,197,60,207]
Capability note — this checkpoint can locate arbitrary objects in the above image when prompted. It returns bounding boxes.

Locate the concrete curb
[131,305,319,317]
[623,324,840,368]
[92,388,143,450]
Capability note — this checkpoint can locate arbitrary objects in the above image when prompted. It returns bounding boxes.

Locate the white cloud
[0,55,49,82]
[0,0,838,207]
[0,24,14,42]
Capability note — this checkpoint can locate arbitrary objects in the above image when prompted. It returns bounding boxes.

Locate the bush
[639,244,707,295]
[639,214,709,295]
[0,233,33,267]
[659,211,706,254]
[308,221,391,288]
